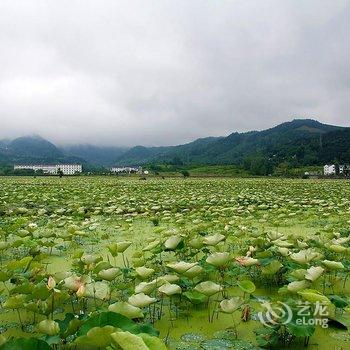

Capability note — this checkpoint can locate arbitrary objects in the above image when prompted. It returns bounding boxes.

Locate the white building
[324,164,349,176]
[14,164,82,175]
[324,164,336,175]
[110,166,141,174]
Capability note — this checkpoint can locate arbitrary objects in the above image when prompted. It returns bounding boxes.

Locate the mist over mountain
[1,119,349,172]
[60,145,128,167]
[0,135,86,167]
[114,119,350,167]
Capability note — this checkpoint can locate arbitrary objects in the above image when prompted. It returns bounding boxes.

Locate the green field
[0,177,350,349]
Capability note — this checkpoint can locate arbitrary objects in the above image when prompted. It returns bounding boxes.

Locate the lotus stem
[231,314,238,338]
[121,252,127,268]
[16,309,24,330]
[51,291,54,319]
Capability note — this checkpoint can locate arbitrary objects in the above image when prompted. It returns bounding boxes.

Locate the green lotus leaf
[206,252,231,267]
[135,267,155,279]
[183,290,208,304]
[98,267,121,281]
[329,295,349,309]
[287,280,309,292]
[81,254,102,265]
[188,236,204,249]
[116,241,132,253]
[4,294,27,309]
[109,302,144,319]
[6,256,32,271]
[322,260,344,270]
[289,269,307,281]
[0,271,9,282]
[0,241,9,250]
[77,311,158,337]
[267,231,285,241]
[274,240,293,248]
[84,281,110,300]
[164,235,182,250]
[142,240,160,252]
[132,258,145,268]
[238,280,256,294]
[94,261,113,274]
[139,333,167,350]
[277,247,290,257]
[56,313,82,338]
[0,335,6,347]
[158,283,182,296]
[38,319,60,336]
[183,265,204,278]
[167,261,198,274]
[328,314,350,330]
[305,266,324,282]
[327,244,347,253]
[17,229,30,238]
[135,281,157,295]
[220,297,244,313]
[194,281,223,296]
[286,322,315,337]
[111,331,148,350]
[297,289,331,304]
[128,293,157,308]
[157,274,180,284]
[203,233,226,246]
[290,249,321,264]
[0,338,51,350]
[75,325,116,349]
[261,260,282,275]
[10,283,33,295]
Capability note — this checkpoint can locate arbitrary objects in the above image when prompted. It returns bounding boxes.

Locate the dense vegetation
[0,177,349,349]
[1,119,349,176]
[115,120,350,174]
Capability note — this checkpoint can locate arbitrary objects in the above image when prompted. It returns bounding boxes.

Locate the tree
[243,155,273,176]
[180,170,190,178]
[275,162,291,177]
[57,168,64,178]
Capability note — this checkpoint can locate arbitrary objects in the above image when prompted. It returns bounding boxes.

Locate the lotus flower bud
[76,284,86,298]
[47,276,56,290]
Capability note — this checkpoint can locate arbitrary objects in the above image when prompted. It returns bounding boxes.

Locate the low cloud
[0,0,349,146]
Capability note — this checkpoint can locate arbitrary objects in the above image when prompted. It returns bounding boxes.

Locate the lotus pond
[0,176,350,350]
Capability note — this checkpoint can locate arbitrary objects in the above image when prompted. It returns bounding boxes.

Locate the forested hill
[115,119,350,169]
[0,136,86,167]
[1,119,350,173]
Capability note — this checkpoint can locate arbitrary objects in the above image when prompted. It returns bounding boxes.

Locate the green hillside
[115,119,349,172]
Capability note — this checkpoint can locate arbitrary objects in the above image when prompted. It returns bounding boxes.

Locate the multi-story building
[110,166,141,174]
[324,164,349,176]
[14,164,82,175]
[324,164,336,175]
[57,164,83,175]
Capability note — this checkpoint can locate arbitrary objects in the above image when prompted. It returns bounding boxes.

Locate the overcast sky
[0,0,350,146]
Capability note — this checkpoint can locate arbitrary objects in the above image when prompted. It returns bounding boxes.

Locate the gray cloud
[0,0,349,146]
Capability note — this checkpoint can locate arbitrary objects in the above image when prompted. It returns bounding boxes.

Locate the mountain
[60,145,128,167]
[1,119,349,174]
[0,135,86,166]
[115,137,222,165]
[114,119,349,167]
[10,135,64,159]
